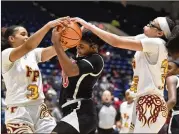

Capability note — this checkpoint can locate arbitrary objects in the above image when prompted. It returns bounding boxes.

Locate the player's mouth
[105,98,109,101]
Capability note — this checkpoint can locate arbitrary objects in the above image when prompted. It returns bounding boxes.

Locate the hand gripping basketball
[58,22,82,49]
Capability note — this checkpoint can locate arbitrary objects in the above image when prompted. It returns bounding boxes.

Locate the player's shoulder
[84,53,104,63]
[135,34,147,40]
[91,53,104,61]
[150,37,166,46]
[2,48,14,54]
[120,101,127,107]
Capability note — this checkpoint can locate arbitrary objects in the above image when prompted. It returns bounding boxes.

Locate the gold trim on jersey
[130,76,139,93]
[6,123,34,133]
[161,59,168,89]
[39,103,52,119]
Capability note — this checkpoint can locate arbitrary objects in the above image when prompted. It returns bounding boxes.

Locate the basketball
[58,22,82,49]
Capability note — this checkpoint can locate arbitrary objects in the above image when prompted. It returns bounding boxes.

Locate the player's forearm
[24,24,51,50]
[41,46,57,62]
[89,24,121,47]
[89,25,142,51]
[53,42,79,77]
[166,76,177,111]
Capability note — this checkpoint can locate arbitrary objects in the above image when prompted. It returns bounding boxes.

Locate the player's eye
[21,32,27,36]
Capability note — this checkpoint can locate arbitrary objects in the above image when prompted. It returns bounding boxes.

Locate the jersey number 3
[26,84,39,100]
[26,66,40,100]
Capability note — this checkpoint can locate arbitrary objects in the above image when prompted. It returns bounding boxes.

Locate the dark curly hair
[81,29,105,50]
[1,25,23,51]
[166,25,179,54]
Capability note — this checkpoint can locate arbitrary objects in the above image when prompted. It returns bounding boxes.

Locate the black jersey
[59,53,104,107]
[173,75,179,111]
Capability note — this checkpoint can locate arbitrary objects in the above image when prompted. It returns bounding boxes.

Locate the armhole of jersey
[176,76,179,88]
[143,45,159,65]
[2,62,15,75]
[2,51,15,74]
[89,54,104,76]
[82,59,94,69]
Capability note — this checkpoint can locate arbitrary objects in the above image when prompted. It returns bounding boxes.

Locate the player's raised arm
[2,17,70,63]
[71,17,143,51]
[52,26,80,77]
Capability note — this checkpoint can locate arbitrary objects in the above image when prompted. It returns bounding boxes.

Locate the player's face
[143,19,163,38]
[102,91,112,103]
[9,27,29,48]
[125,92,133,102]
[76,40,95,57]
[167,62,179,76]
[125,92,130,101]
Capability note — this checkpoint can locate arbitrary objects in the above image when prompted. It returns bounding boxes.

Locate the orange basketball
[58,22,82,49]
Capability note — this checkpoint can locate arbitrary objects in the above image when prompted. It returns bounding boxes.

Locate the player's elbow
[65,65,79,77]
[65,71,79,77]
[170,99,177,107]
[168,98,177,109]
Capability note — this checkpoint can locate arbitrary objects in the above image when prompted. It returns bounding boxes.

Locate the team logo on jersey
[6,106,18,113]
[136,94,168,127]
[6,123,33,133]
[26,65,39,82]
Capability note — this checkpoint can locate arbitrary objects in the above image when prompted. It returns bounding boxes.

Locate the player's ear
[91,45,98,51]
[8,36,15,43]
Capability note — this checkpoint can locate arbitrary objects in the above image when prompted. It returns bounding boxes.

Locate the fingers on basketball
[59,22,82,49]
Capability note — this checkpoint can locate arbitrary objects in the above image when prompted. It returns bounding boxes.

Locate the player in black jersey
[51,24,105,134]
[166,59,179,134]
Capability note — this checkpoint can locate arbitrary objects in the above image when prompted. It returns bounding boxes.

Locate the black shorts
[97,127,114,134]
[169,114,179,134]
[53,99,97,134]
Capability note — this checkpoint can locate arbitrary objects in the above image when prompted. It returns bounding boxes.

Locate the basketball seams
[67,26,82,38]
[60,23,82,48]
[74,39,81,46]
[61,26,81,40]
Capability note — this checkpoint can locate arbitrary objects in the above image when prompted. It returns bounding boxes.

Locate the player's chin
[143,27,150,35]
[77,53,83,57]
[77,52,85,57]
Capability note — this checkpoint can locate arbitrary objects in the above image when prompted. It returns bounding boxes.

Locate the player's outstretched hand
[51,27,68,51]
[47,16,70,29]
[71,17,93,30]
